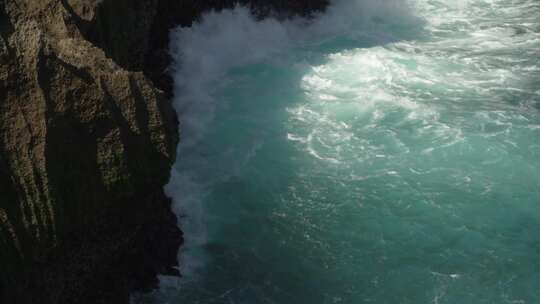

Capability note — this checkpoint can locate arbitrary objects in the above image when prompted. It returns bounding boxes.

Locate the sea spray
[165,7,292,282]
[165,0,420,284]
[142,0,540,303]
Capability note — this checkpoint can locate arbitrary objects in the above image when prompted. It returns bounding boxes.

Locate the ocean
[137,0,540,303]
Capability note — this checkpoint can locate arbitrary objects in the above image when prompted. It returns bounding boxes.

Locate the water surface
[139,0,540,303]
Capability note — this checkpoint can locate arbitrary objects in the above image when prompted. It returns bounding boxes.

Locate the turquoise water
[139,0,540,303]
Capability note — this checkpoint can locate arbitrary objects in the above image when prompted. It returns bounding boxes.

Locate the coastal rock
[0,0,179,302]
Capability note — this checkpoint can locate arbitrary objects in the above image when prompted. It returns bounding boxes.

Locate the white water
[135,0,540,303]
[166,0,421,282]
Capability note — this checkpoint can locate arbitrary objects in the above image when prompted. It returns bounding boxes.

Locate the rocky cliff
[0,0,327,303]
[0,0,181,302]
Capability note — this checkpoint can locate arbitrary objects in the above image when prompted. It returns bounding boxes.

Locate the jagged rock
[0,0,179,302]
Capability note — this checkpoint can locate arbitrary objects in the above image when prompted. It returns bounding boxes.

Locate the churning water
[138,0,540,303]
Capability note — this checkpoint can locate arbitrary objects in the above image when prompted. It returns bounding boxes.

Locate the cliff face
[0,0,327,303]
[0,0,180,302]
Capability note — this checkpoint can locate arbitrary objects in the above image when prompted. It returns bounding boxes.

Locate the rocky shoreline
[0,0,327,303]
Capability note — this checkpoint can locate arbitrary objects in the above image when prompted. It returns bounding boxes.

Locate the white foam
[166,0,418,283]
[163,0,540,291]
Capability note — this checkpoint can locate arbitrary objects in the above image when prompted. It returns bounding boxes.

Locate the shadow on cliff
[9,48,183,303]
[0,4,25,301]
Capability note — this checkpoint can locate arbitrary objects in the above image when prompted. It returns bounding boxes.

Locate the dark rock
[0,0,180,302]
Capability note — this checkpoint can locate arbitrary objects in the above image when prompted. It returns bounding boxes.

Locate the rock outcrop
[0,0,180,302]
[0,0,328,303]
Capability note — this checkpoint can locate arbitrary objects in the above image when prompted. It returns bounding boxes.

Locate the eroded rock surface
[0,0,179,302]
